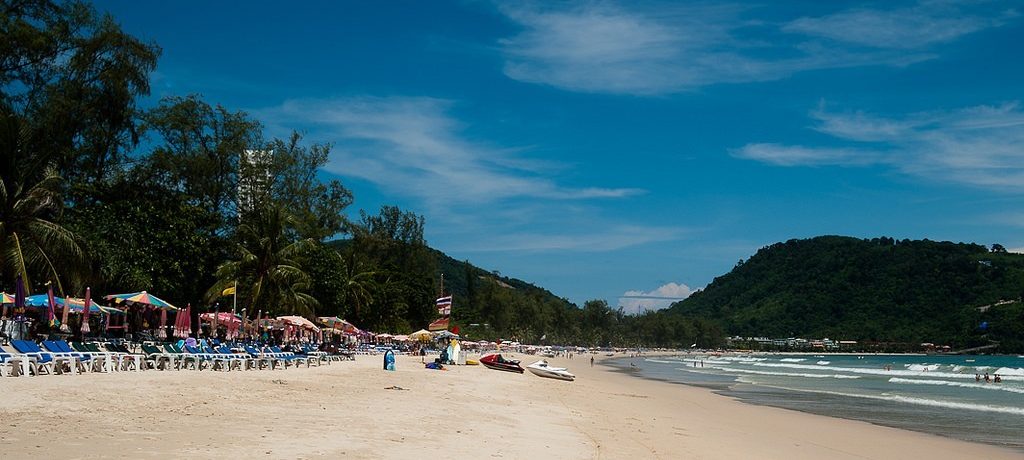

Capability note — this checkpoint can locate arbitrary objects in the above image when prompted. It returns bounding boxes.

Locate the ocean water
[615,354,1024,449]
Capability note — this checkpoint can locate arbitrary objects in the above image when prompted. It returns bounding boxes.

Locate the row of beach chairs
[0,339,346,376]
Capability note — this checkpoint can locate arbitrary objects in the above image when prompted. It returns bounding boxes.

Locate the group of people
[975,372,1002,383]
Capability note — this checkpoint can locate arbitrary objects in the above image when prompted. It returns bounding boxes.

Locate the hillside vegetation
[666,236,1024,351]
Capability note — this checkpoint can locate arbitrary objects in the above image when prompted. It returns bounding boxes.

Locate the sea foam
[889,377,1024,394]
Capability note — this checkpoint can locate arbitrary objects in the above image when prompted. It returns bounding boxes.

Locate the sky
[94,0,1024,313]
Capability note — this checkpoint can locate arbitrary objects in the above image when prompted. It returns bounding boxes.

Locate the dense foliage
[666,236,1024,352]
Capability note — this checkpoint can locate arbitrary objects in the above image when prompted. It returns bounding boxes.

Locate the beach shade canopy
[393,334,410,342]
[409,329,433,341]
[105,291,178,310]
[1,292,13,304]
[276,315,320,331]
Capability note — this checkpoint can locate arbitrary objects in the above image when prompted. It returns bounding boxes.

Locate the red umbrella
[80,287,92,334]
[182,303,192,337]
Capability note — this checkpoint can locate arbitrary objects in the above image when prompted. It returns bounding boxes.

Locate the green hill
[665,236,1024,350]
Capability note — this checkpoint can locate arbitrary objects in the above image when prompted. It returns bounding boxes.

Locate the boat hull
[527,367,575,381]
[479,354,524,373]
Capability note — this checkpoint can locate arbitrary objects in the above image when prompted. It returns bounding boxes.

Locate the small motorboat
[527,360,575,381]
[479,353,524,373]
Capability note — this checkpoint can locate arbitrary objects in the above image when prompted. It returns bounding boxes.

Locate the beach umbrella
[46,283,59,329]
[157,308,167,339]
[409,329,433,341]
[0,292,11,318]
[105,291,178,310]
[80,287,92,334]
[183,303,192,337]
[211,305,219,338]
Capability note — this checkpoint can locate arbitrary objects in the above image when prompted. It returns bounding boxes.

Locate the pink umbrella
[80,287,92,334]
[179,303,193,338]
[157,308,167,339]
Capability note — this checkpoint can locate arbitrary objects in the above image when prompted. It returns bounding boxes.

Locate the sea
[611,353,1024,450]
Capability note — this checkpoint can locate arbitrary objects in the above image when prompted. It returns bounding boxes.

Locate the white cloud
[497,1,1013,95]
[257,96,643,206]
[783,1,1015,49]
[460,225,686,252]
[735,102,1024,191]
[618,282,695,315]
[1008,247,1024,254]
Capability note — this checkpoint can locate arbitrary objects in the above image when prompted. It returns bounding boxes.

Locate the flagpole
[232,280,237,315]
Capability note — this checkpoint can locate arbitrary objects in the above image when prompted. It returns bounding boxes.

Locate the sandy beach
[0,353,1019,459]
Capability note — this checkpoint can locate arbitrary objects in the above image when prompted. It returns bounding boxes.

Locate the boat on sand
[479,353,524,373]
[526,360,575,381]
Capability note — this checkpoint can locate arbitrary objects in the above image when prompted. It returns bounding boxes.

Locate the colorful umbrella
[180,303,193,338]
[0,292,11,318]
[105,291,178,310]
[81,287,92,334]
[277,315,320,331]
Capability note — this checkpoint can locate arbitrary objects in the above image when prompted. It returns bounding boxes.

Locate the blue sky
[95,1,1024,312]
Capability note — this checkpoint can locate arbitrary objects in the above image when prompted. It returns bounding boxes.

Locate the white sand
[0,353,1019,459]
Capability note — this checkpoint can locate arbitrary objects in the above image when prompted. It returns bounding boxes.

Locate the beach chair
[0,346,35,377]
[268,346,310,368]
[200,345,242,371]
[101,343,143,371]
[10,340,70,375]
[46,340,105,373]
[214,346,255,370]
[140,344,175,370]
[182,345,228,371]
[301,344,329,365]
[242,346,278,370]
[164,343,206,370]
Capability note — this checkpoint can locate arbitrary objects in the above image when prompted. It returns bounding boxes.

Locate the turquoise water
[616,354,1024,449]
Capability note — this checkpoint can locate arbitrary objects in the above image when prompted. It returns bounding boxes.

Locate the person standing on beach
[590,355,594,367]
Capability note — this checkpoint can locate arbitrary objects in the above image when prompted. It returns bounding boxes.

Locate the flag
[428,317,450,331]
[221,286,236,296]
[435,295,452,315]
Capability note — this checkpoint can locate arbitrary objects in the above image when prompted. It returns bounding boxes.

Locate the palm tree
[339,250,375,322]
[208,203,318,317]
[0,106,85,292]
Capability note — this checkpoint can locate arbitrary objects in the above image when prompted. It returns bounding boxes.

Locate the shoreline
[0,353,1020,459]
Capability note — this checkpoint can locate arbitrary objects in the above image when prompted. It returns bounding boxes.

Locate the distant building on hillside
[238,149,273,215]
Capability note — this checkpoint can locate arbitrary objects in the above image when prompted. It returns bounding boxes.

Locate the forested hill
[429,248,571,308]
[666,236,1024,349]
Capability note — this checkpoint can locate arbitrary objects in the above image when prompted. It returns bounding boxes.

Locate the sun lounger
[301,345,329,365]
[268,346,310,368]
[100,343,143,371]
[163,343,203,370]
[242,346,279,370]
[41,340,93,373]
[0,346,35,377]
[10,340,71,375]
[140,344,176,370]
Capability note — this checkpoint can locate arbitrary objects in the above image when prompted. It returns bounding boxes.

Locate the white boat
[527,360,575,381]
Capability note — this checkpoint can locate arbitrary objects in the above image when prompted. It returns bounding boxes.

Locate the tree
[2,0,160,185]
[208,203,317,317]
[259,132,353,241]
[0,106,85,293]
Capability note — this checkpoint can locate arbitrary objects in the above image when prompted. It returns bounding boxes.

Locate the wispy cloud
[618,282,695,315]
[256,95,683,254]
[783,1,1016,49]
[734,102,1024,191]
[497,1,1014,95]
[257,96,643,206]
[460,224,686,252]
